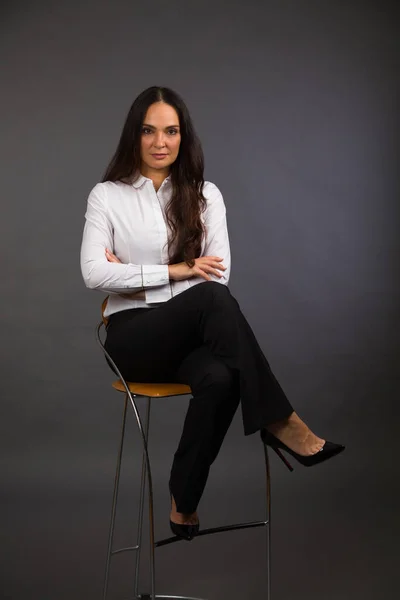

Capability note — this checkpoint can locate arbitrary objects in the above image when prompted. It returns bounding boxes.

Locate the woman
[80,86,344,541]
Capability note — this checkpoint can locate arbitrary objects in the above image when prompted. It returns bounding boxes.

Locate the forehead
[143,102,180,126]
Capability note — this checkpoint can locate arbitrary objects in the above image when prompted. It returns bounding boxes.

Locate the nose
[153,132,166,149]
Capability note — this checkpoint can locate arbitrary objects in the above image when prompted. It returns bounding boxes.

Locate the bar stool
[96,297,273,600]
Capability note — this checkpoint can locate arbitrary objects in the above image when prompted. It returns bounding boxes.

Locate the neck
[140,163,170,192]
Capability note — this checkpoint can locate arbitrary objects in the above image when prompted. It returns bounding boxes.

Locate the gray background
[1,1,399,599]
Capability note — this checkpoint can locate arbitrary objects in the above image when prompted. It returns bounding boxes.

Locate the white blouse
[80,173,231,318]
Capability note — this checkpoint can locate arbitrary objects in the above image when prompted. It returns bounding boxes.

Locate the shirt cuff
[141,264,170,287]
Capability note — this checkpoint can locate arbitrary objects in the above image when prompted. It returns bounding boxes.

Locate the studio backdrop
[1,1,399,599]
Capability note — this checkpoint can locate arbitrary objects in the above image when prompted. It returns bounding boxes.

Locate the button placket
[156,182,174,297]
[150,183,171,288]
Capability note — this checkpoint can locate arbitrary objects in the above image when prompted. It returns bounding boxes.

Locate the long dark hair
[102,86,206,267]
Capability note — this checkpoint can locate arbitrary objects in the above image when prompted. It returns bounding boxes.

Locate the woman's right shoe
[260,429,345,471]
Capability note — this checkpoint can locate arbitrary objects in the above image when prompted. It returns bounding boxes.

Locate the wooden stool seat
[112,380,192,397]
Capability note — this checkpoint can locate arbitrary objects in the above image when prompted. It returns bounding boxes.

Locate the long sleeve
[80,184,170,294]
[196,182,231,286]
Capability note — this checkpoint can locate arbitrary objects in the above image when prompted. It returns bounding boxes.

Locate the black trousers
[104,281,293,513]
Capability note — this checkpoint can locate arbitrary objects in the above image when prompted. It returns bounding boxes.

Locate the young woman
[80,86,344,541]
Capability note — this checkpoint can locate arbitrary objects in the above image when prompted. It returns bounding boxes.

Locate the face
[140,102,181,174]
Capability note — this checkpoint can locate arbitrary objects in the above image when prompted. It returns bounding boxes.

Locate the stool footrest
[156,519,268,547]
[111,544,139,555]
[139,595,208,600]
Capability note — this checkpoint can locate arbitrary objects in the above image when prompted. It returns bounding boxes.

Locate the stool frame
[96,320,272,600]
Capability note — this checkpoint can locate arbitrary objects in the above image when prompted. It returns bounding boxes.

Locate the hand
[168,256,226,282]
[105,248,122,263]
[106,247,141,299]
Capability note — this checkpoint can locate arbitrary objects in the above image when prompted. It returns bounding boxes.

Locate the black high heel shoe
[169,485,199,541]
[260,429,345,471]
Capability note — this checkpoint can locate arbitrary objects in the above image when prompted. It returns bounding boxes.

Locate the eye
[168,129,179,135]
[142,127,152,135]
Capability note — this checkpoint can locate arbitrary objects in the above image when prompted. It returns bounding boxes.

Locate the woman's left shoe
[169,484,200,541]
[260,429,345,471]
[169,517,199,541]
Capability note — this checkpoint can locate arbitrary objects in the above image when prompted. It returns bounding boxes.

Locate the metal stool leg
[147,415,157,600]
[97,324,156,600]
[264,444,272,600]
[103,393,129,600]
[134,397,152,599]
[125,392,156,600]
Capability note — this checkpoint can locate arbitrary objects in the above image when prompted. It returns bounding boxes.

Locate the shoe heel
[271,446,294,472]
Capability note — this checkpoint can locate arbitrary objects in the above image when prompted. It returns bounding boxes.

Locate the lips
[152,154,167,157]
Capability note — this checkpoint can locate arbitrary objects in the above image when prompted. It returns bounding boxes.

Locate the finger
[105,248,117,261]
[202,256,223,262]
[196,268,211,281]
[210,261,226,270]
[202,266,223,278]
[203,261,226,271]
[200,256,225,266]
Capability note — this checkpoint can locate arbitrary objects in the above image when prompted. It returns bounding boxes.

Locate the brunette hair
[102,86,206,267]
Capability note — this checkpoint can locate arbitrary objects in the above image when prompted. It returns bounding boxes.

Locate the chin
[152,159,174,168]
[152,162,170,169]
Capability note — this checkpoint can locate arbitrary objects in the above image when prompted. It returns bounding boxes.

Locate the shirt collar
[131,172,171,189]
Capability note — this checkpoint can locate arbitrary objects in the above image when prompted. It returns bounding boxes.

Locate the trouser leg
[187,282,294,435]
[105,281,293,436]
[169,346,240,513]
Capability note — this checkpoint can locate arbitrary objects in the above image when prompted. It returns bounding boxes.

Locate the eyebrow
[142,123,180,129]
